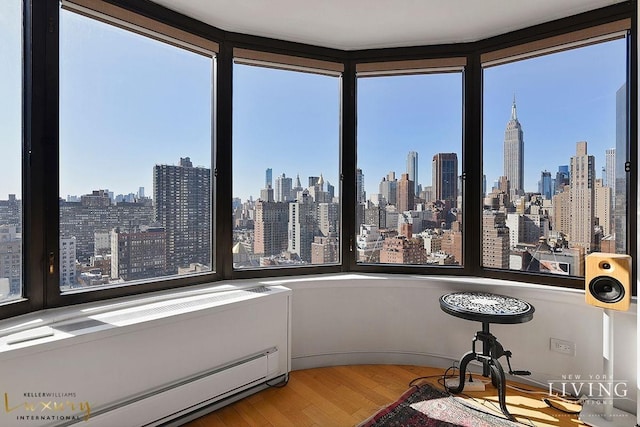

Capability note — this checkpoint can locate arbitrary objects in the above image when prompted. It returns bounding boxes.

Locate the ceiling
[148,0,625,50]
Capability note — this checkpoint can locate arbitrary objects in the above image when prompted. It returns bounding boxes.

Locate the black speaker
[585,253,631,311]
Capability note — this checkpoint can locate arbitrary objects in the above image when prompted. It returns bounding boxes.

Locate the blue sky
[357,72,462,197]
[483,39,626,193]
[233,65,341,201]
[1,0,22,199]
[0,3,627,202]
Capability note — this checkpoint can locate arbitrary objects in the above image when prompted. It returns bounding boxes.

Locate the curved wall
[256,273,637,414]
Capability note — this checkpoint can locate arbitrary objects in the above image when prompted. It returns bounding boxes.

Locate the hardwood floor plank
[182,365,591,427]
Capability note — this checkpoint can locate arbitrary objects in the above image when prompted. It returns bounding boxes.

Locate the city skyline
[0,4,627,204]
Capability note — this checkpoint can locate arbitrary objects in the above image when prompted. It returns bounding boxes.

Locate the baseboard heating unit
[0,284,292,427]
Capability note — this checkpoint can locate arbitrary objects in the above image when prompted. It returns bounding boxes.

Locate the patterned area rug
[358,383,520,427]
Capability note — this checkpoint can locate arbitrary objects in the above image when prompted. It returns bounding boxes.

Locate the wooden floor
[183,365,595,427]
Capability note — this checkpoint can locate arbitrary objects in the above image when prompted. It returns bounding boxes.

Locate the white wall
[0,273,635,421]
[260,273,637,415]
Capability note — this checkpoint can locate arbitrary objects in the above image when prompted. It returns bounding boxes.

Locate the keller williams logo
[4,392,91,422]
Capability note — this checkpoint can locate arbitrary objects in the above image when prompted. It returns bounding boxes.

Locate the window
[0,0,633,319]
[232,52,342,269]
[59,2,215,291]
[356,62,464,266]
[0,0,23,302]
[482,27,629,278]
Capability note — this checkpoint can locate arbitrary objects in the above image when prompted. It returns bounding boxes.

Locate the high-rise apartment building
[317,202,339,237]
[441,218,463,265]
[310,234,339,264]
[432,153,458,202]
[260,186,274,202]
[569,142,596,251]
[60,237,77,288]
[503,98,524,197]
[274,173,293,202]
[396,173,414,213]
[615,83,627,253]
[356,168,366,203]
[595,178,612,237]
[552,185,571,238]
[0,225,21,296]
[110,226,167,281]
[288,190,316,262]
[253,201,289,257]
[406,151,419,195]
[0,194,21,233]
[482,211,510,268]
[60,195,154,262]
[379,172,397,206]
[153,157,211,274]
[604,149,615,189]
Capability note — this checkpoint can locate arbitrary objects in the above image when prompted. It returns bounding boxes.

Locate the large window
[232,53,342,269]
[59,3,215,291]
[0,0,633,319]
[0,0,23,302]
[482,30,629,277]
[356,65,463,266]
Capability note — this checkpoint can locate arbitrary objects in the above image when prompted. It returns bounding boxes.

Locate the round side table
[440,291,535,421]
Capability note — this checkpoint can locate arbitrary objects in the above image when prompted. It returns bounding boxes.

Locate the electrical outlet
[445,378,486,392]
[550,338,575,356]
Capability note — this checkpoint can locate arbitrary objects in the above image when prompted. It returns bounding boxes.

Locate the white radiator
[0,284,291,427]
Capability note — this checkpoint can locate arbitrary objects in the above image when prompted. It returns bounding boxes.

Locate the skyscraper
[595,179,612,237]
[356,168,366,203]
[555,165,570,195]
[274,173,293,202]
[254,200,289,257]
[0,225,22,295]
[432,153,458,202]
[153,157,211,274]
[538,170,552,200]
[265,168,273,188]
[379,172,397,206]
[396,173,415,213]
[503,97,524,197]
[406,151,419,195]
[482,211,510,269]
[288,190,316,262]
[615,82,627,253]
[569,142,596,251]
[604,148,615,189]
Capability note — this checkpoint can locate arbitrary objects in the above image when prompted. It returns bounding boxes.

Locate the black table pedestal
[449,323,511,419]
[440,292,535,422]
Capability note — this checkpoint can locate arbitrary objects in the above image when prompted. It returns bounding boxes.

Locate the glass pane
[60,9,214,291]
[482,38,627,276]
[0,0,22,301]
[232,64,341,268]
[357,72,463,265]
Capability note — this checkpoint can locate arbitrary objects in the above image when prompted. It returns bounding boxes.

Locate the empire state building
[503,98,524,197]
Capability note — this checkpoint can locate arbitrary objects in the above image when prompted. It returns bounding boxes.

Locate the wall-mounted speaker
[585,253,631,312]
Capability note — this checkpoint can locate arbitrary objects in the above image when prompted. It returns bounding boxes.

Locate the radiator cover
[0,284,291,427]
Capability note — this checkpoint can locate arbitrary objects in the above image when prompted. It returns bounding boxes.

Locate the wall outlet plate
[445,378,486,392]
[550,337,576,356]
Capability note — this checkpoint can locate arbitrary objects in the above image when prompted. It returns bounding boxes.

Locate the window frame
[479,29,630,283]
[353,60,466,269]
[230,48,345,274]
[4,0,634,320]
